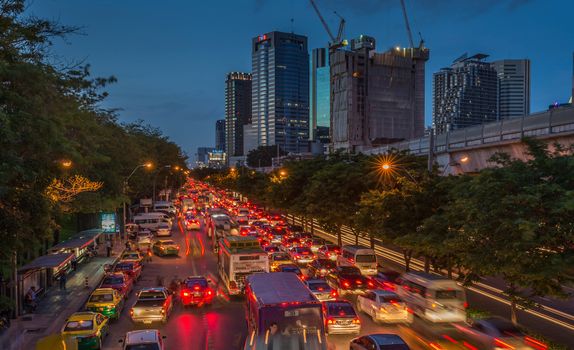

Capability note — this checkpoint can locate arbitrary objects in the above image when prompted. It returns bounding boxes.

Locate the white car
[356,290,412,324]
[156,223,172,237]
[120,329,166,350]
[137,231,153,245]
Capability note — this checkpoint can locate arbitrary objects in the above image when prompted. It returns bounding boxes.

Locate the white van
[153,201,176,216]
[337,245,378,275]
[133,213,168,232]
[395,272,466,323]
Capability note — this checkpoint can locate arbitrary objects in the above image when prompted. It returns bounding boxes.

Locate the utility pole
[13,250,18,317]
[427,127,434,173]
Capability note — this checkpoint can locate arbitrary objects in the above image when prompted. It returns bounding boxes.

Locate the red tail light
[342,281,350,288]
[194,285,200,290]
[352,317,361,324]
[525,337,547,350]
[494,338,515,349]
[129,309,134,317]
[326,317,335,325]
[367,280,375,288]
[463,301,469,308]
[182,291,190,297]
[206,289,213,296]
[331,290,338,298]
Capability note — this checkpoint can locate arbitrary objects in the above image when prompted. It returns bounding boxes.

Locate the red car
[113,261,142,282]
[180,276,214,306]
[100,272,133,298]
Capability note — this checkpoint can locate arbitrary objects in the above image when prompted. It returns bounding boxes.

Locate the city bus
[244,272,327,350]
[208,214,239,252]
[217,236,269,296]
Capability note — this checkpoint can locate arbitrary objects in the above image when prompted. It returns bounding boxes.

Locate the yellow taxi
[61,312,109,350]
[269,252,292,272]
[85,288,124,320]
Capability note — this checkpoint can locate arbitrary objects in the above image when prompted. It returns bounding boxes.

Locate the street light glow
[279,170,287,177]
[61,160,72,168]
[381,163,391,170]
[144,162,153,168]
[460,156,469,163]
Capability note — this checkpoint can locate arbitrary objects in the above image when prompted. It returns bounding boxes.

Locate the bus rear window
[435,289,461,299]
[356,254,376,263]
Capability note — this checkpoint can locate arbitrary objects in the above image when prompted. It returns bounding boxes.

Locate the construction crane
[399,0,415,48]
[309,0,346,51]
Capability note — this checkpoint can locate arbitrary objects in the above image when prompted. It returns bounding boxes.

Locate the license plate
[337,320,351,325]
[143,320,152,324]
[194,292,202,297]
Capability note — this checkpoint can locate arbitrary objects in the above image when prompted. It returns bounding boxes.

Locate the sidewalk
[0,242,125,350]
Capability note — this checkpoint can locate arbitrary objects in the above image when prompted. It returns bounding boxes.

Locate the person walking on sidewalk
[106,239,112,257]
[71,256,78,271]
[59,274,67,291]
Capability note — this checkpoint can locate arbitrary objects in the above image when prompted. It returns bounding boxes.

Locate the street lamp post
[123,163,152,239]
[153,165,172,204]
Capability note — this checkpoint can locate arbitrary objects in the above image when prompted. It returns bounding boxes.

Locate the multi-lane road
[99,219,429,350]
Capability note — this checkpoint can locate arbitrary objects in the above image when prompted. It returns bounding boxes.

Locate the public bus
[243,272,327,350]
[217,236,269,296]
[208,214,239,251]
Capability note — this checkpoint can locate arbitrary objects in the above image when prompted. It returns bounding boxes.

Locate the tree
[445,139,574,324]
[246,145,286,168]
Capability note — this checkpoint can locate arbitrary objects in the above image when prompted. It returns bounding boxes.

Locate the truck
[244,273,327,350]
[129,287,173,324]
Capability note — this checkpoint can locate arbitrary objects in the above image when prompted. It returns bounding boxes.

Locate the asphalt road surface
[94,219,437,350]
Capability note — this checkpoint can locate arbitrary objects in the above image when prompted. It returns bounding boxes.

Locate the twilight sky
[31,0,574,161]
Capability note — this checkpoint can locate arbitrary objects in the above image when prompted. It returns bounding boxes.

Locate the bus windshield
[356,254,376,263]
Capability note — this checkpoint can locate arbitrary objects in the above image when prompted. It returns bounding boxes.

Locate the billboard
[100,212,117,234]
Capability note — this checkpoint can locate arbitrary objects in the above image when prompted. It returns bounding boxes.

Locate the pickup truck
[130,287,173,324]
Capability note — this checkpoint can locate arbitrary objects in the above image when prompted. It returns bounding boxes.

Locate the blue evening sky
[31,0,574,160]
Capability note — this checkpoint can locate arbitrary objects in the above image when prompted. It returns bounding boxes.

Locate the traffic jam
[58,179,548,350]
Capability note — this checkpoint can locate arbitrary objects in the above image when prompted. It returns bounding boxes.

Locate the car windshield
[318,260,336,268]
[123,253,139,259]
[139,291,165,299]
[339,266,361,275]
[327,303,356,317]
[435,289,461,299]
[356,254,376,263]
[273,254,290,261]
[102,276,124,285]
[281,266,300,273]
[312,239,325,245]
[326,245,340,251]
[159,224,169,228]
[125,344,161,350]
[308,282,330,291]
[89,293,113,302]
[64,320,93,331]
[161,241,176,245]
[380,294,402,303]
[115,263,134,271]
[185,279,208,289]
[295,247,312,254]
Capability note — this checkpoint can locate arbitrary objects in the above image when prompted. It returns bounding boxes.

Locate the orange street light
[279,170,287,177]
[61,160,73,168]
[460,156,469,163]
[381,163,391,171]
[144,162,153,169]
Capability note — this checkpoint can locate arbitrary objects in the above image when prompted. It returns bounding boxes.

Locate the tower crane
[309,0,347,52]
[399,0,415,48]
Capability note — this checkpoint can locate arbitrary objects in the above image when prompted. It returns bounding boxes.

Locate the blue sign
[100,212,117,234]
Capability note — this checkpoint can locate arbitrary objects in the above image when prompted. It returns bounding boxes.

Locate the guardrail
[363,107,574,156]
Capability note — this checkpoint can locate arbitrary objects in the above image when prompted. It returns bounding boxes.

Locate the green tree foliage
[0,0,188,262]
[246,145,286,168]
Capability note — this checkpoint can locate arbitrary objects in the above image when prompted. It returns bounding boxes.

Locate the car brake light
[331,290,338,298]
[182,291,190,297]
[463,301,469,308]
[342,281,350,288]
[206,289,213,296]
[525,337,547,350]
[129,309,134,317]
[367,280,374,288]
[326,318,335,325]
[352,317,361,324]
[494,338,515,349]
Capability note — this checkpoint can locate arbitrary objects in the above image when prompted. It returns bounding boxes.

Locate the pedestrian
[106,239,112,257]
[146,246,153,263]
[71,256,78,271]
[59,274,67,291]
[25,286,37,312]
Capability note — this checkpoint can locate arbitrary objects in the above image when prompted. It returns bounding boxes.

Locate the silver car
[322,300,361,335]
[120,329,166,350]
[305,279,338,301]
[463,317,541,349]
[356,290,412,323]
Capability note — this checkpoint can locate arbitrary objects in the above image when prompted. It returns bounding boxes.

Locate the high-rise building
[250,31,309,154]
[491,59,530,119]
[215,119,226,151]
[195,147,215,167]
[225,72,252,157]
[311,47,330,143]
[331,35,428,151]
[433,54,498,134]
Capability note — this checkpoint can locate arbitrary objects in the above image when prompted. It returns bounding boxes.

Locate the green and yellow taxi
[61,312,109,350]
[85,288,124,320]
[152,239,180,256]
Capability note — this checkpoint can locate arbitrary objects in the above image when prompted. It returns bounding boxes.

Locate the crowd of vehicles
[57,180,547,350]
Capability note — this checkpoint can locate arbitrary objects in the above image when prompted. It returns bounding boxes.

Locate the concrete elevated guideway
[362,106,574,175]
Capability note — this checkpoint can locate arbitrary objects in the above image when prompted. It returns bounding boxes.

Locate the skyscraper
[225,72,252,157]
[491,59,530,119]
[331,35,428,151]
[215,119,226,151]
[433,54,498,134]
[311,47,330,143]
[251,31,309,154]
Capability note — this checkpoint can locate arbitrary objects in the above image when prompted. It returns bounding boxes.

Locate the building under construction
[330,35,429,152]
